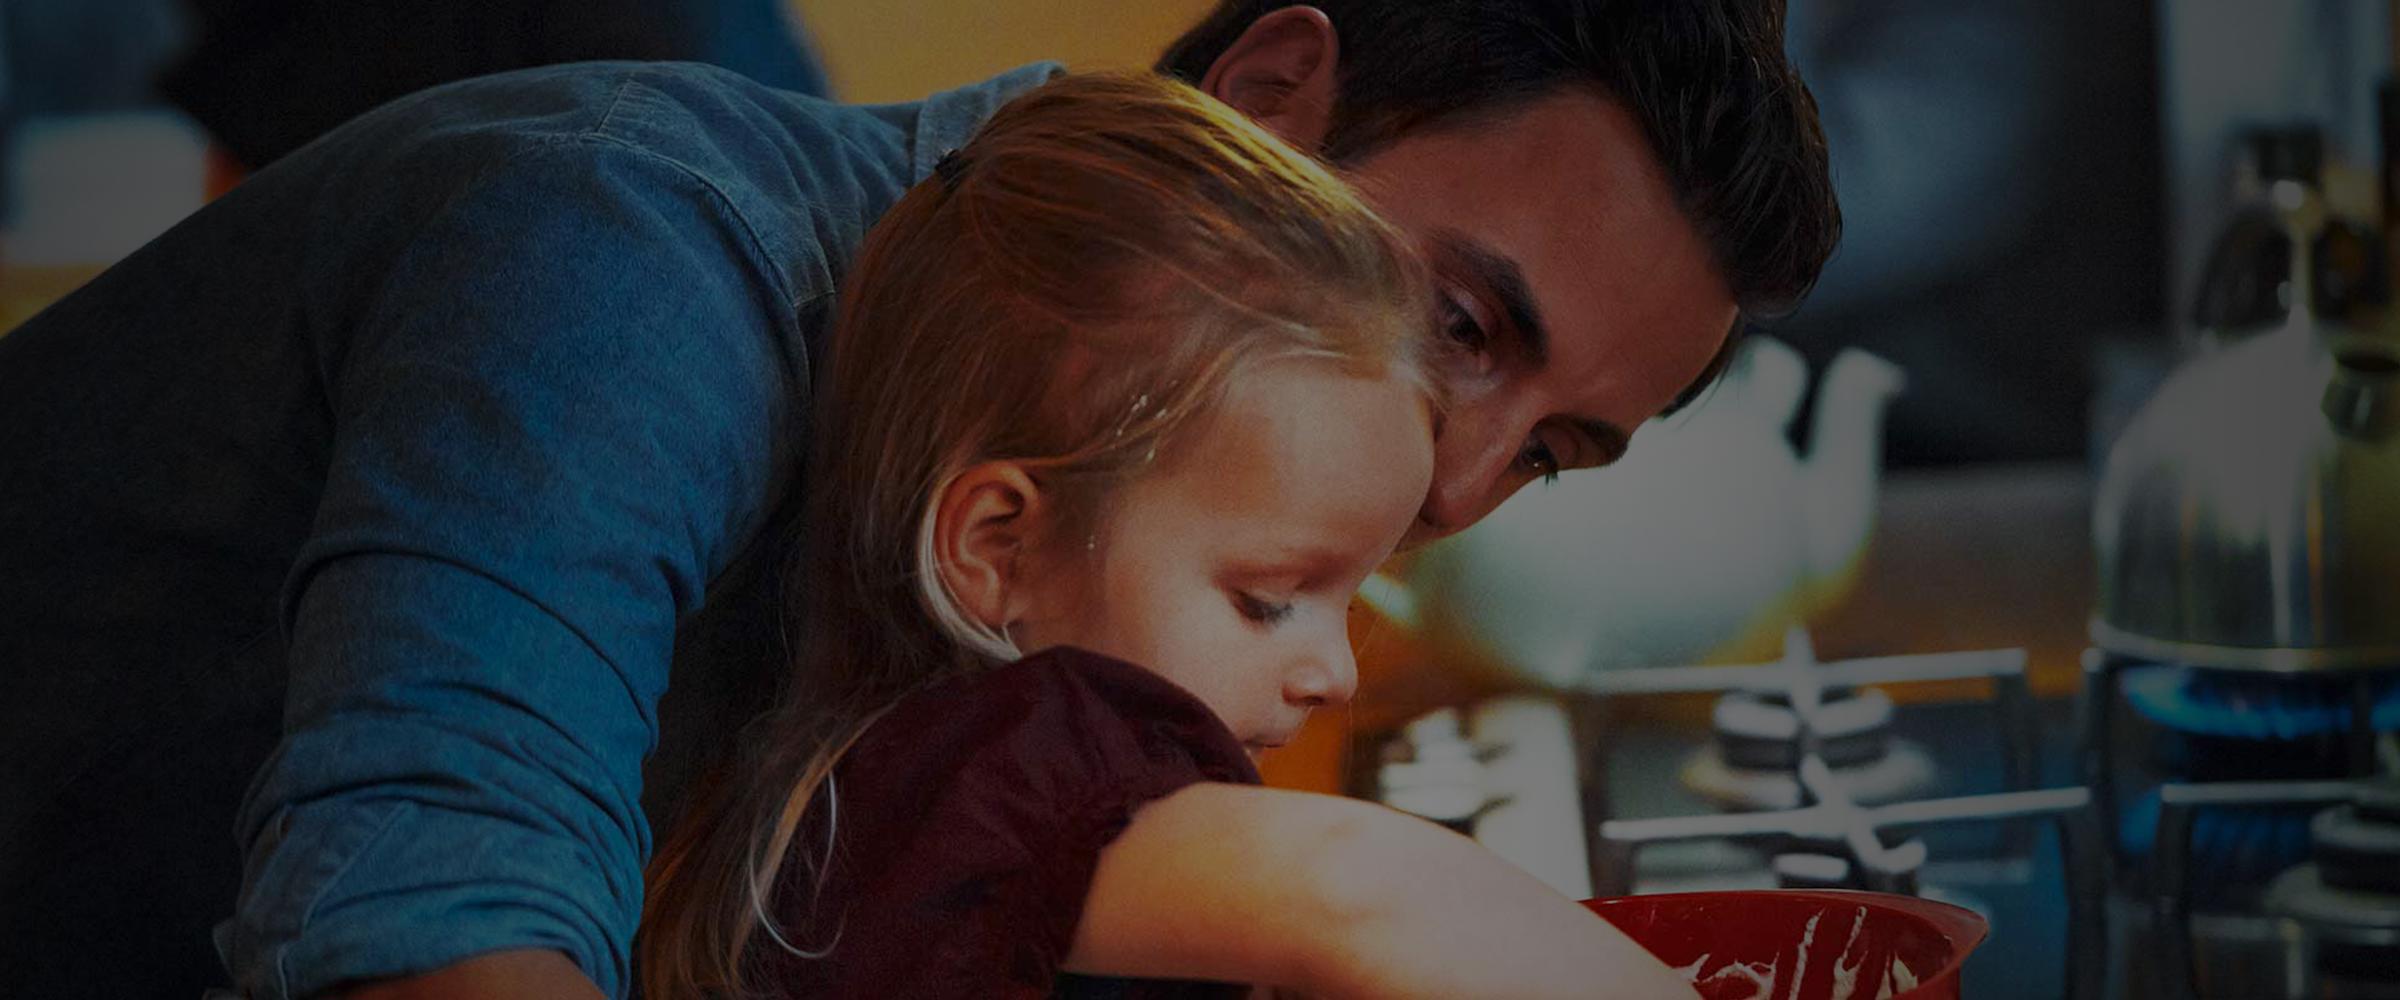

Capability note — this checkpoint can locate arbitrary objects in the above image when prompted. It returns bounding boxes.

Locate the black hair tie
[933,148,969,189]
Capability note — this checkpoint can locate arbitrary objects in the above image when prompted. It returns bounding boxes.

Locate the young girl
[639,73,1696,1000]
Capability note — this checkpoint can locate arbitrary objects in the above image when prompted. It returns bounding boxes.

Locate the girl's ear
[1198,5,1341,152]
[930,461,1050,632]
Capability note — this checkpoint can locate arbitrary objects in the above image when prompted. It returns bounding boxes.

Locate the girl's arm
[1063,783,1699,1000]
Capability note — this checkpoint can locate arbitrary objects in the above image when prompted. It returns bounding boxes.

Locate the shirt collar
[909,62,1067,183]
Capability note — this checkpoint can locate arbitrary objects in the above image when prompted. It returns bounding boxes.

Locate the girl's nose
[1284,634,1359,709]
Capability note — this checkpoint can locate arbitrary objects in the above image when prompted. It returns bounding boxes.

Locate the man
[0,1,1834,996]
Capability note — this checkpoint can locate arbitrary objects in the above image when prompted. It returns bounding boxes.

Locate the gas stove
[2085,652,2400,999]
[1353,630,2400,1000]
[1359,628,2105,999]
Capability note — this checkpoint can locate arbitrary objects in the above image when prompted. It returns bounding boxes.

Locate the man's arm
[217,133,810,1000]
[339,950,602,1000]
[1066,784,1699,999]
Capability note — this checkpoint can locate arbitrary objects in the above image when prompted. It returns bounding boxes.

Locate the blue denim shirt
[0,59,1058,999]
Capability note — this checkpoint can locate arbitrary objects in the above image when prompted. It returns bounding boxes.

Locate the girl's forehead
[1128,363,1433,573]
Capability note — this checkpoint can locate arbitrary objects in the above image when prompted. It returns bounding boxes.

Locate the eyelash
[1439,295,1490,353]
[1234,592,1296,627]
[1518,438,1562,483]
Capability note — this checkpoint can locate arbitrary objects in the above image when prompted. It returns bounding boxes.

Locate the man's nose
[1285,634,1359,709]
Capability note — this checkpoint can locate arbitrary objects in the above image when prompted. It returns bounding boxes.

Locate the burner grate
[1564,631,2107,998]
[2150,780,2400,999]
[2118,789,2316,895]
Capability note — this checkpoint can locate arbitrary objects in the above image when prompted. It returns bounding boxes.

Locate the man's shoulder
[355,61,887,148]
[559,61,914,179]
[356,60,1063,195]
[309,60,1059,304]
[326,61,917,206]
[247,62,909,313]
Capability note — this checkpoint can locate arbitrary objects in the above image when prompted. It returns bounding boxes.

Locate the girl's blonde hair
[638,72,1431,998]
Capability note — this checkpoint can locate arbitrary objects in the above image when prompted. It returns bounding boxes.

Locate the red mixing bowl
[1580,890,1988,1000]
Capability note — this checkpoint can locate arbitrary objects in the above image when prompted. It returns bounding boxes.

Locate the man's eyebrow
[1446,233,1550,366]
[1444,232,1635,464]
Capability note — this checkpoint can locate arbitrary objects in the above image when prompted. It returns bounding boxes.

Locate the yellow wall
[792,0,1218,103]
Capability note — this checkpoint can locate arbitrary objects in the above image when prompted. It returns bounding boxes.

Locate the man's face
[1339,89,1740,546]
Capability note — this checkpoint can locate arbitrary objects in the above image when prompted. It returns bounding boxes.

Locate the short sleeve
[759,647,1259,999]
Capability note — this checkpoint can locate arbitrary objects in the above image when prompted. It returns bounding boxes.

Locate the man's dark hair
[1160,0,1839,320]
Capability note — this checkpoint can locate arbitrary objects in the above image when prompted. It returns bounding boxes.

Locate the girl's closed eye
[1232,591,1296,627]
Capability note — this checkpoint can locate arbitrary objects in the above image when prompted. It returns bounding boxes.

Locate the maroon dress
[757,646,1262,999]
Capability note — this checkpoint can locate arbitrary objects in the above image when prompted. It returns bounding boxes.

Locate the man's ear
[930,461,1049,632]
[1198,5,1341,151]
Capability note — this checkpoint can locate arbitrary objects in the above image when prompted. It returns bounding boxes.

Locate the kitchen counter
[1262,460,2099,791]
[1813,460,2094,697]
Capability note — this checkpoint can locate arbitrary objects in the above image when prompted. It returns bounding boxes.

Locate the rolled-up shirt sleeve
[216,134,810,1000]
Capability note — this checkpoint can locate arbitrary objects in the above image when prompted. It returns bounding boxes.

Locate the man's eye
[1517,438,1562,483]
[1439,296,1490,353]
[1234,592,1296,627]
